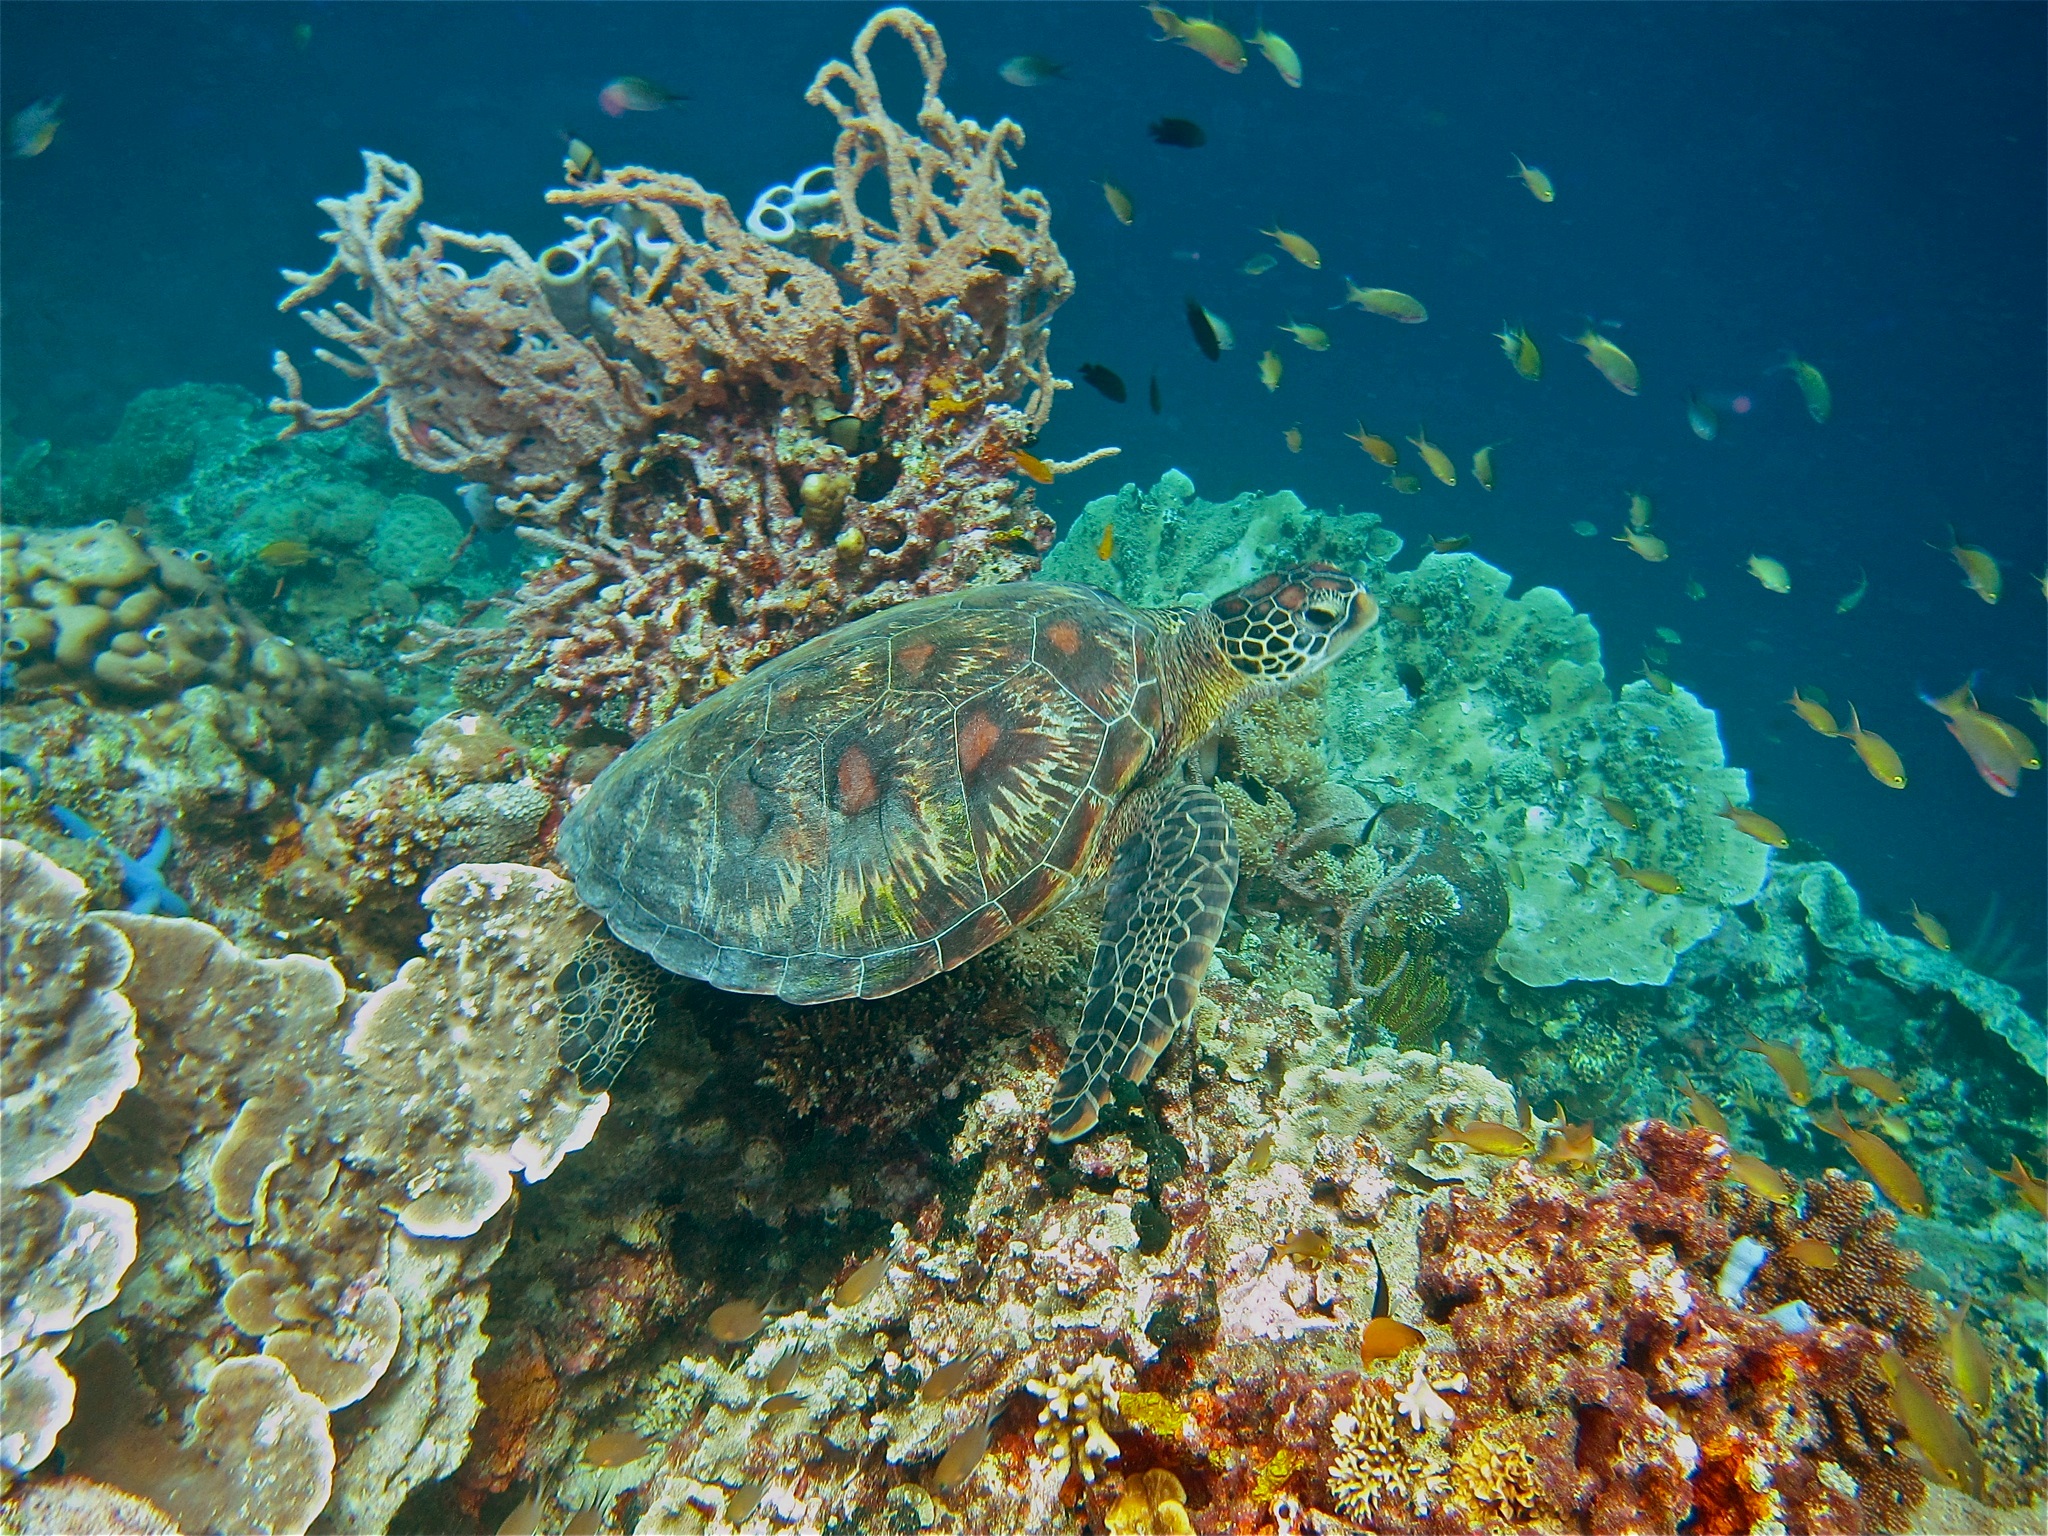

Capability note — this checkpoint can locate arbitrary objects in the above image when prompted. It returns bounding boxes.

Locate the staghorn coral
[276,10,1096,735]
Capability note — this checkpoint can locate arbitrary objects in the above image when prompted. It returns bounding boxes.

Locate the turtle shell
[559,582,1168,1003]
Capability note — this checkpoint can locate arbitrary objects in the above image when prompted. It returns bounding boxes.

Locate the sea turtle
[556,565,1377,1141]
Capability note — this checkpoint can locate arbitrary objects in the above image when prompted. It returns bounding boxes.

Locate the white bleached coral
[1027,1354,1126,1485]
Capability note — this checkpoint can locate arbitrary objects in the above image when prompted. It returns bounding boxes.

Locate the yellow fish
[2021,691,2048,724]
[1677,1076,1729,1137]
[1495,323,1541,380]
[1510,154,1554,202]
[1429,1119,1535,1157]
[1776,352,1833,423]
[1283,425,1302,453]
[1841,703,1907,788]
[1784,1238,1839,1269]
[1572,329,1639,394]
[7,96,61,160]
[1789,686,1839,736]
[1407,429,1456,486]
[1814,1106,1930,1216]
[1258,350,1283,391]
[1603,855,1682,896]
[1921,678,2033,796]
[1824,1063,1908,1104]
[1910,902,1950,951]
[1262,226,1321,269]
[1599,795,1638,830]
[1346,424,1400,466]
[1278,317,1330,351]
[1747,554,1791,593]
[1717,800,1788,848]
[1345,283,1428,323]
[1939,527,2001,604]
[1739,1030,1813,1105]
[1946,1308,1993,1419]
[257,539,316,568]
[1726,1152,1793,1204]
[1835,568,1869,613]
[1537,1114,1599,1169]
[1472,443,1501,491]
[1242,252,1277,275]
[1627,492,1653,531]
[1097,524,1115,561]
[1147,6,1247,72]
[1010,449,1055,484]
[1879,1349,1984,1499]
[1386,471,1422,495]
[1250,26,1302,87]
[1992,1153,2047,1215]
[1617,528,1669,562]
[1100,180,1135,225]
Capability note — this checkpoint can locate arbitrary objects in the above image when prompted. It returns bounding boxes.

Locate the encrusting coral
[274,8,1106,734]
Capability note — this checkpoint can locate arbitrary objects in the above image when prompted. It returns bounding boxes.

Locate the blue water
[4,2,2043,1001]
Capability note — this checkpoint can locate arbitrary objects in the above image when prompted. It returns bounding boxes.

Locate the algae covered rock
[367,493,465,589]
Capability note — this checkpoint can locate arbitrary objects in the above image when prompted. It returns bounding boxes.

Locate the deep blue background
[4,2,2043,1002]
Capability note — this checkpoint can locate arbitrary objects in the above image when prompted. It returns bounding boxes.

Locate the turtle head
[1210,565,1377,684]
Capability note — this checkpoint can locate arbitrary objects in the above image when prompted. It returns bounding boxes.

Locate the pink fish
[1921,677,2034,797]
[598,76,684,118]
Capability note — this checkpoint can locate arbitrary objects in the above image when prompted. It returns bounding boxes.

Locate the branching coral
[275,9,1086,733]
[1028,1354,1127,1486]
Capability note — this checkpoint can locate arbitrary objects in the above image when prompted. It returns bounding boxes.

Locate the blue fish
[48,806,190,917]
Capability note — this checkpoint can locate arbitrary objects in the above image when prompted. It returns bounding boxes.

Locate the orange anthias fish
[1538,1110,1599,1169]
[1814,1106,1930,1216]
[1726,1152,1793,1204]
[1429,1118,1535,1157]
[1878,1348,1985,1499]
[1676,1075,1730,1137]
[1840,703,1907,788]
[1824,1063,1908,1104]
[1910,902,1951,951]
[1603,854,1683,896]
[1789,687,1840,737]
[1939,526,2002,604]
[1346,424,1400,466]
[1358,1239,1426,1365]
[1718,800,1789,848]
[1010,449,1055,485]
[1921,678,2037,797]
[1784,1238,1839,1269]
[1739,1031,1813,1105]
[1992,1153,2048,1216]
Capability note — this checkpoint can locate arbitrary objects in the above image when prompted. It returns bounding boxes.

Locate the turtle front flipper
[555,928,667,1090]
[1048,781,1239,1142]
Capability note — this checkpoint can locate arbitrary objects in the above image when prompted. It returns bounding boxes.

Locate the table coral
[275,9,1090,734]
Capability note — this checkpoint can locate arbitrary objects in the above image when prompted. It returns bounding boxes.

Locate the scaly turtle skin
[558,565,1377,1141]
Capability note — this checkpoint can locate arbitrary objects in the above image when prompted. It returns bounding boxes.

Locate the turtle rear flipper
[555,928,666,1090]
[1048,782,1238,1142]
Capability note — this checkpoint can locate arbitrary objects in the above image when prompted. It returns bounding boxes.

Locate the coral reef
[0,843,606,1532]
[276,9,1097,734]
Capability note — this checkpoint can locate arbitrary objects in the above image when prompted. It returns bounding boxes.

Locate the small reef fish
[1922,679,2035,795]
[1835,569,1869,613]
[1785,1238,1840,1269]
[708,1299,767,1342]
[1429,535,1471,554]
[1878,1348,1984,1499]
[933,1416,994,1493]
[1685,389,1720,440]
[977,248,1025,277]
[1603,855,1683,896]
[562,135,602,185]
[1814,1106,1930,1216]
[582,1429,652,1467]
[1408,431,1456,486]
[1251,26,1303,86]
[1283,426,1302,453]
[1387,472,1422,495]
[1739,1031,1814,1105]
[1471,443,1501,491]
[765,1349,803,1393]
[1654,625,1682,645]
[1746,555,1791,593]
[1246,1129,1277,1174]
[1640,664,1675,695]
[1910,902,1950,951]
[1184,300,1221,360]
[1627,492,1654,531]
[1726,1153,1794,1204]
[1385,604,1426,625]
[1571,520,1599,538]
[760,1390,804,1415]
[1992,1153,2047,1215]
[998,54,1067,86]
[2021,691,2048,724]
[1840,704,1907,788]
[834,1250,890,1308]
[1147,6,1248,73]
[1789,686,1839,736]
[1947,1308,1994,1418]
[564,1509,602,1536]
[1259,350,1283,391]
[1077,363,1127,402]
[725,1482,766,1523]
[1097,525,1115,561]
[1010,449,1055,485]
[1825,1063,1907,1103]
[1617,528,1669,562]
[1279,317,1330,351]
[1538,1113,1599,1169]
[1262,226,1321,269]
[1566,861,1592,891]
[1685,577,1707,600]
[1358,1239,1426,1364]
[1275,1229,1334,1265]
[1510,154,1555,202]
[1775,352,1833,423]
[1677,1076,1730,1136]
[1718,801,1788,848]
[1242,252,1278,275]
[1149,116,1207,148]
[1346,425,1400,466]
[257,540,315,568]
[1101,180,1136,225]
[7,96,62,159]
[919,1350,981,1403]
[1571,330,1640,394]
[497,1494,541,1536]
[1599,795,1638,830]
[1938,527,2002,603]
[1346,284,1428,322]
[1496,324,1542,380]
[48,809,188,917]
[1429,1118,1535,1157]
[598,76,685,117]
